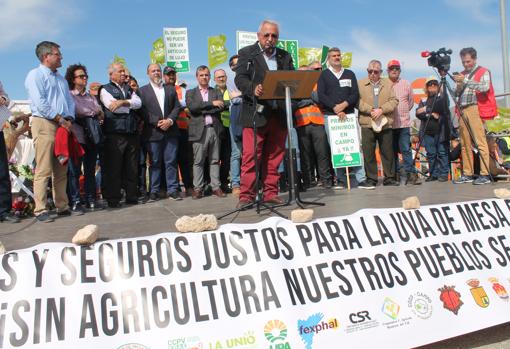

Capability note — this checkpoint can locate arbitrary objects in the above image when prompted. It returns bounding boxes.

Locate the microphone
[421,51,431,58]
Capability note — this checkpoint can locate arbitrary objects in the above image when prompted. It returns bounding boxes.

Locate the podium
[259,70,325,209]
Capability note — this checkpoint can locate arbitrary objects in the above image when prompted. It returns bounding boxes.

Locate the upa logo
[408,292,433,319]
[381,297,400,320]
[438,285,463,315]
[264,320,291,349]
[488,277,509,301]
[467,279,489,308]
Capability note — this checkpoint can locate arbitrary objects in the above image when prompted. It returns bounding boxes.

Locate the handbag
[79,117,104,145]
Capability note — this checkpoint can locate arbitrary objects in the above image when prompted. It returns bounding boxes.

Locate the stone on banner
[494,188,510,199]
[175,214,218,233]
[291,209,314,223]
[402,196,420,210]
[72,224,99,245]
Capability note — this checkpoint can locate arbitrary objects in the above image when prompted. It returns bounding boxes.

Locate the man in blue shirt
[25,41,75,223]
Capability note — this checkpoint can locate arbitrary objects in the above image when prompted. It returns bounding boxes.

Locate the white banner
[2,199,510,348]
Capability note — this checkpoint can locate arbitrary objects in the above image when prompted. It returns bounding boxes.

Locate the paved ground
[1,180,510,348]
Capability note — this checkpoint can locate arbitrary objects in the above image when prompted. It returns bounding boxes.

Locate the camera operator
[453,47,496,185]
[416,76,451,182]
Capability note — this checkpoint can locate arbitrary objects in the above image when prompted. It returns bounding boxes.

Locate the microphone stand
[218,45,287,220]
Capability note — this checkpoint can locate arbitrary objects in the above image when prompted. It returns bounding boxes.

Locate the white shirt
[150,81,165,115]
[328,66,344,80]
[260,44,277,71]
[100,81,141,114]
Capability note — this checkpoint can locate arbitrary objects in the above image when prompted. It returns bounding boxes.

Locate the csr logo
[349,311,371,323]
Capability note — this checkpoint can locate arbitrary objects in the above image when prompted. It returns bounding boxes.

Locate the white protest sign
[163,27,190,72]
[327,113,362,168]
[236,31,257,52]
[1,199,510,348]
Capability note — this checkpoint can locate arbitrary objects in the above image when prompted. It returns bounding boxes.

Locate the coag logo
[349,311,371,324]
[264,320,291,349]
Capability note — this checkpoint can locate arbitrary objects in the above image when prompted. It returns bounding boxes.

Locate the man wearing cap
[357,59,399,187]
[387,59,420,185]
[416,76,451,182]
[453,47,495,185]
[163,66,193,196]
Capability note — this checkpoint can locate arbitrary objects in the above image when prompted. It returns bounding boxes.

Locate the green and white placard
[327,113,362,168]
[163,27,190,72]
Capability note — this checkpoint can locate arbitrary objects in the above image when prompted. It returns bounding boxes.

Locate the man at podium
[234,19,295,207]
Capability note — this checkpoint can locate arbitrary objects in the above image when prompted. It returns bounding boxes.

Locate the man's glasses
[426,82,439,86]
[367,69,381,75]
[388,66,400,71]
[75,74,88,79]
[263,33,278,39]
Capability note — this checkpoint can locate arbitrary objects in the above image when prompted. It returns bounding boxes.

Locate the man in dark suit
[139,64,182,201]
[185,65,226,199]
[234,19,294,207]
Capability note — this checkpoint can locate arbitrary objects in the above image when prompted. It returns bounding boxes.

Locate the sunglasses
[367,69,381,74]
[75,74,88,79]
[388,66,400,71]
[427,82,439,86]
[263,33,278,38]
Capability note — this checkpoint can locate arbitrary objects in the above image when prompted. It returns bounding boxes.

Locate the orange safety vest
[175,85,189,129]
[294,104,324,127]
[473,66,497,120]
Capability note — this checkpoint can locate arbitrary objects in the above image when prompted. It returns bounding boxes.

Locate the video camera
[421,48,453,73]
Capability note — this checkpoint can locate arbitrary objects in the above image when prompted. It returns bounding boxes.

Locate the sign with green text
[327,113,362,168]
[163,27,190,73]
[276,40,299,68]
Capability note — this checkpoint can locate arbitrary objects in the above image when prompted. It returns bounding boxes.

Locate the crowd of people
[0,19,503,224]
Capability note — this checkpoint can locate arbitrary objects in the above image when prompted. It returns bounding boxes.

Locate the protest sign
[236,31,257,52]
[327,113,362,168]
[163,27,190,73]
[2,199,510,348]
[208,34,228,69]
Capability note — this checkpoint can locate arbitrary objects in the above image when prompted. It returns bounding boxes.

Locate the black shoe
[107,201,121,209]
[36,212,54,223]
[322,180,333,189]
[125,199,139,205]
[425,176,438,182]
[57,209,72,217]
[147,193,159,202]
[357,181,376,190]
[0,213,20,223]
[383,178,400,186]
[71,203,85,216]
[438,176,449,182]
[168,192,183,201]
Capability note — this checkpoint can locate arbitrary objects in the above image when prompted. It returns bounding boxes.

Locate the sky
[0,0,509,101]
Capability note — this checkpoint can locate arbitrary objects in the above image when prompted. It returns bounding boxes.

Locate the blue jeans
[423,135,449,178]
[67,143,98,204]
[324,114,366,183]
[393,127,415,174]
[229,124,242,187]
[148,137,179,194]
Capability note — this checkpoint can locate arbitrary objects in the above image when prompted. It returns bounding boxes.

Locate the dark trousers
[361,128,395,183]
[296,123,331,185]
[148,136,179,195]
[219,126,231,188]
[0,131,11,217]
[102,133,139,204]
[423,135,449,178]
[67,143,98,205]
[138,141,149,196]
[177,129,193,190]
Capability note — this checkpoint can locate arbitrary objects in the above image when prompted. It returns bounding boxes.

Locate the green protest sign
[277,40,299,68]
[163,27,190,73]
[150,37,165,64]
[112,54,128,70]
[328,113,362,168]
[299,48,322,66]
[208,34,228,69]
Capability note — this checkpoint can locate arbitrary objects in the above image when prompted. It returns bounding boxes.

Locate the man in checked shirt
[453,47,497,185]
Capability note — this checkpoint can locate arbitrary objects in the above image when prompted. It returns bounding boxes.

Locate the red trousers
[240,117,287,201]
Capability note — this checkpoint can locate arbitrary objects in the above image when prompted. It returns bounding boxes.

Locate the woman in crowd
[65,64,104,212]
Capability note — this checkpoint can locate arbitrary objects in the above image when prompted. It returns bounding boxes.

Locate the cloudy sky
[0,0,508,100]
